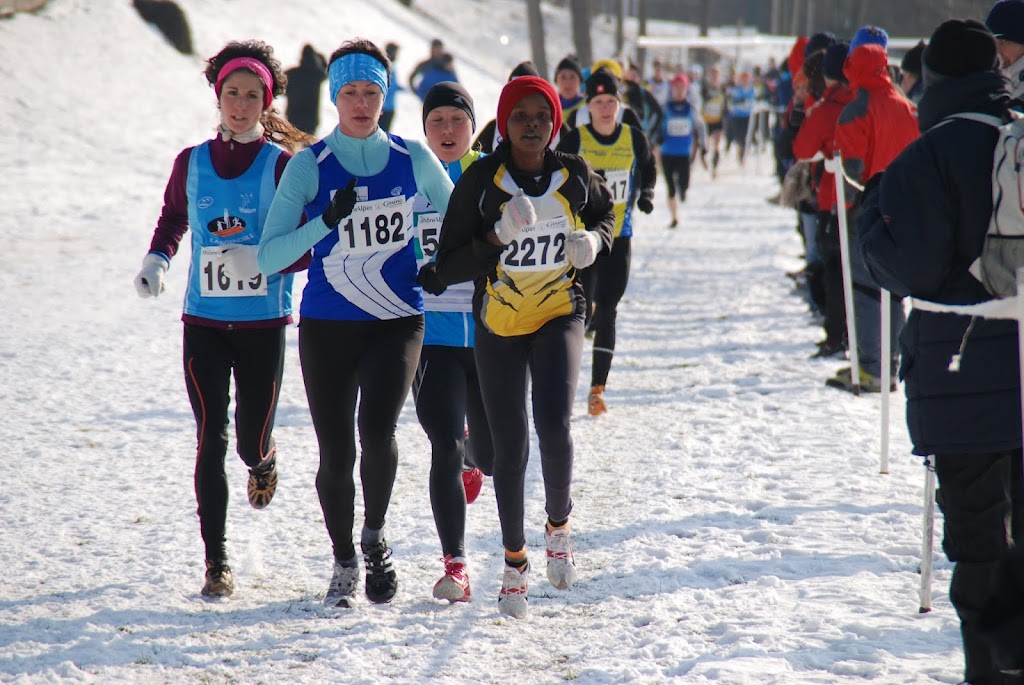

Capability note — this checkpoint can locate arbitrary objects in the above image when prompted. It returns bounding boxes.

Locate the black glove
[787,106,805,132]
[417,263,447,296]
[637,190,654,214]
[322,177,358,228]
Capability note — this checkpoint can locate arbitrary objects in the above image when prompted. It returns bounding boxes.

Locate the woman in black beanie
[413,80,493,604]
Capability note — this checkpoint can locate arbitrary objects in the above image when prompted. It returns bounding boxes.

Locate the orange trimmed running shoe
[588,385,607,416]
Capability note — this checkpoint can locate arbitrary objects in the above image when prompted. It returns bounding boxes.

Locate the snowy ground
[0,1,963,684]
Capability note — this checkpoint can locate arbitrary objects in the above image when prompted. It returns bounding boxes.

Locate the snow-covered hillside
[0,1,962,683]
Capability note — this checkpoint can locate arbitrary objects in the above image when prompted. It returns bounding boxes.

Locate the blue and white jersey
[727,85,756,118]
[183,141,292,322]
[413,150,481,347]
[661,101,697,157]
[301,135,421,321]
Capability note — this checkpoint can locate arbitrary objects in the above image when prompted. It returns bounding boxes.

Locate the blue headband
[328,53,389,103]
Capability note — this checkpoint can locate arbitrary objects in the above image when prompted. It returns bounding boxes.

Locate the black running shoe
[361,539,398,604]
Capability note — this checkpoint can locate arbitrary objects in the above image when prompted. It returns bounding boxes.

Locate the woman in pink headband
[205,45,310,148]
[132,40,314,600]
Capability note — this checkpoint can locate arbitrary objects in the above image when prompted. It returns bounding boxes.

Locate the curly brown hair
[204,40,315,152]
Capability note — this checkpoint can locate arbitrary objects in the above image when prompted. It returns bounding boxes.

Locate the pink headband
[215,57,275,109]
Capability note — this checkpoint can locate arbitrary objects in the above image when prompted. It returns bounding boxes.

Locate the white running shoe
[324,561,359,608]
[498,563,529,619]
[545,526,578,590]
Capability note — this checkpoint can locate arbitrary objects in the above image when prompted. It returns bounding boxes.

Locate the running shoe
[462,467,483,504]
[545,524,578,590]
[588,385,607,416]
[361,540,398,604]
[201,559,233,598]
[247,455,277,509]
[432,555,471,603]
[324,560,359,608]
[498,562,529,619]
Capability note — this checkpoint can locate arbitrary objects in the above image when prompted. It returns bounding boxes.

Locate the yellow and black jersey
[557,123,655,238]
[701,83,728,125]
[434,147,615,337]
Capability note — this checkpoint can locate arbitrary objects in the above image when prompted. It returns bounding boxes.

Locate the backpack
[948,111,1024,298]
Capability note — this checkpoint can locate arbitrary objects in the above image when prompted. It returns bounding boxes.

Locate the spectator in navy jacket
[859,20,1024,685]
[285,44,327,135]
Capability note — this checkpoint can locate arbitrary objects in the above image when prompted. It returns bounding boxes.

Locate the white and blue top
[258,126,454,322]
[661,101,698,157]
[183,141,293,322]
[414,149,482,347]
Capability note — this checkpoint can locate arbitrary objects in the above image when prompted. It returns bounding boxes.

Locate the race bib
[604,169,630,205]
[337,196,411,256]
[500,216,570,272]
[199,246,267,297]
[704,102,724,120]
[666,117,692,138]
[415,211,442,259]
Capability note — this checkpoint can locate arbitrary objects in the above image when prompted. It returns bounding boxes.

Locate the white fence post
[826,153,861,395]
[880,290,891,474]
[919,460,936,613]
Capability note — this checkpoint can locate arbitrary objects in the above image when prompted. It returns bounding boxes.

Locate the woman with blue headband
[258,38,454,608]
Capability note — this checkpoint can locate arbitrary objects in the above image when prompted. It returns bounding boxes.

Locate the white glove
[493,188,536,245]
[565,231,601,269]
[134,253,169,298]
[219,244,260,280]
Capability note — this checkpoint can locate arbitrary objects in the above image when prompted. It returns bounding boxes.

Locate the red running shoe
[462,467,483,504]
[432,555,471,603]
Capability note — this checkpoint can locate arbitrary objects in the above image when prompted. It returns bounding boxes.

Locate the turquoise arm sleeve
[408,141,455,217]
[258,150,333,275]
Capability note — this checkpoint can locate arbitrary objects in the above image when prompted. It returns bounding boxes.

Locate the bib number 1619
[200,246,266,297]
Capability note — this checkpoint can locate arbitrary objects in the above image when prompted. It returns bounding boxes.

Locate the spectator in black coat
[859,20,1024,685]
[133,0,193,55]
[284,44,328,136]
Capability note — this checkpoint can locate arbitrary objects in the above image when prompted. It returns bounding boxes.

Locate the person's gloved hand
[219,244,260,280]
[637,189,654,214]
[417,263,447,296]
[322,177,359,228]
[493,188,536,245]
[134,253,169,298]
[788,106,805,131]
[565,230,600,269]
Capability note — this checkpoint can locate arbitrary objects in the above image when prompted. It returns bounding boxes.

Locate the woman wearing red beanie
[425,75,615,618]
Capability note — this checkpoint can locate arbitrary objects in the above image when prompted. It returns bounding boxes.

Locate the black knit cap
[805,31,837,57]
[555,55,584,81]
[586,67,620,101]
[508,60,540,81]
[923,19,998,78]
[900,40,926,76]
[422,81,476,132]
[823,41,849,81]
[987,0,1024,45]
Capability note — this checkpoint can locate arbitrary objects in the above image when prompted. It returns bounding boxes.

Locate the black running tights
[299,315,424,561]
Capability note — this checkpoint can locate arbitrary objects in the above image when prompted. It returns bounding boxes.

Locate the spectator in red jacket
[828,35,919,392]
[793,41,855,359]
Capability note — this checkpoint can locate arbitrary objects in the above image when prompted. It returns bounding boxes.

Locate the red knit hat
[496,75,563,145]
